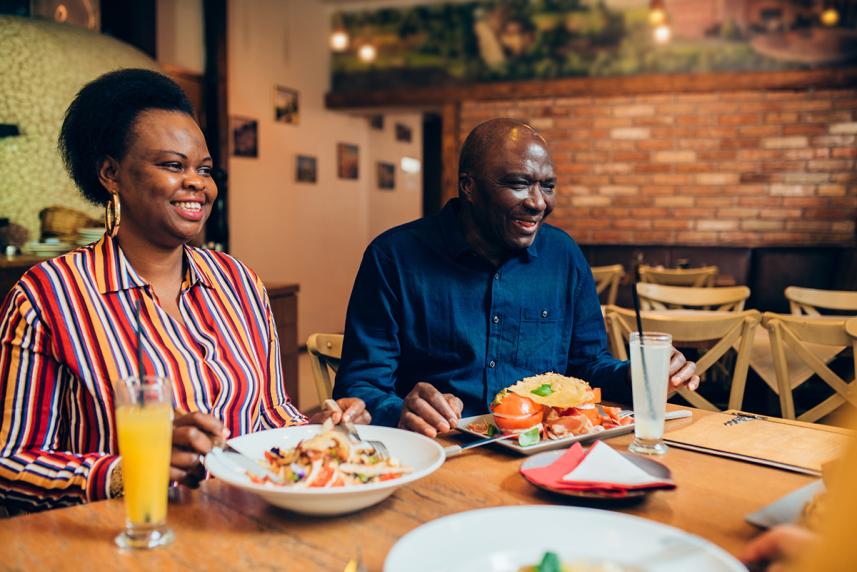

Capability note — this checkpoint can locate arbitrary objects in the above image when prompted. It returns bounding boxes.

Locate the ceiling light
[358,43,377,63]
[648,0,667,27]
[330,29,349,52]
[654,24,671,44]
[821,7,840,27]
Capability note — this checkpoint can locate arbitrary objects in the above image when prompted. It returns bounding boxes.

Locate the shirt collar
[94,233,214,294]
[438,198,540,262]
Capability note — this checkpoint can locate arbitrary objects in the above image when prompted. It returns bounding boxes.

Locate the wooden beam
[326,67,857,110]
[440,102,460,206]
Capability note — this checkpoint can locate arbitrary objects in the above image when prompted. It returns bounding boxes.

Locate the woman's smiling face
[105,109,216,249]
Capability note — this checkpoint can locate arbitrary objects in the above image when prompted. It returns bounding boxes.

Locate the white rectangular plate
[745,480,824,529]
[457,410,692,456]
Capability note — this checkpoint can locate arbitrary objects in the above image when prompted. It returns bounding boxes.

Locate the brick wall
[458,88,857,246]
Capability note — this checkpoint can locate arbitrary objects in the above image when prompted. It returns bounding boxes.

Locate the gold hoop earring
[105,193,121,237]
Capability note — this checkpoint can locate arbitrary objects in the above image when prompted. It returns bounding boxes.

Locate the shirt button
[541,309,549,318]
[492,315,500,324]
[488,360,496,368]
[494,273,500,281]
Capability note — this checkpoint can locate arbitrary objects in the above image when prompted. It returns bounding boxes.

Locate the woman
[0,69,367,514]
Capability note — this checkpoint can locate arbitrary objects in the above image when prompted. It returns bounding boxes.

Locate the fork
[323,399,390,460]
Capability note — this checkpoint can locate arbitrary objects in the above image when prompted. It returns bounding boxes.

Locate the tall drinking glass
[113,375,175,549]
[628,332,672,456]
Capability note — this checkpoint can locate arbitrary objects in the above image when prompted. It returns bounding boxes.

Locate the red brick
[613,219,652,230]
[764,112,799,123]
[591,230,634,242]
[782,124,829,136]
[760,208,803,219]
[739,125,780,137]
[832,148,857,158]
[718,208,760,218]
[697,197,734,207]
[738,197,782,207]
[674,208,716,217]
[808,160,854,172]
[780,100,833,112]
[635,231,674,243]
[654,196,695,207]
[741,220,784,231]
[697,219,739,231]
[613,151,648,162]
[641,185,676,196]
[592,207,630,218]
[637,140,673,151]
[719,113,761,126]
[676,231,719,243]
[653,219,694,230]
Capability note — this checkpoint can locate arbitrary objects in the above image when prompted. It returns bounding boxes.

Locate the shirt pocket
[514,307,560,373]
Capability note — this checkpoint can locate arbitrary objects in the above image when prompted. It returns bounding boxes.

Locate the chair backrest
[590,264,625,306]
[785,286,857,316]
[637,283,750,312]
[639,264,718,287]
[306,333,343,403]
[604,306,760,411]
[762,313,857,422]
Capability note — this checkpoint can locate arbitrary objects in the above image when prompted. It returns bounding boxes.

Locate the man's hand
[310,398,372,425]
[669,347,700,391]
[741,524,816,571]
[171,412,227,488]
[399,382,464,438]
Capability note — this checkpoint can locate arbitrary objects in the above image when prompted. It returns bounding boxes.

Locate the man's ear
[459,173,475,204]
[97,156,120,195]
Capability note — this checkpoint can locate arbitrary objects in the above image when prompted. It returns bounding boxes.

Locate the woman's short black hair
[58,68,195,204]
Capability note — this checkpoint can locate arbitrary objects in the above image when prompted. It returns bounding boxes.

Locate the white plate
[458,411,692,455]
[205,424,444,516]
[745,480,823,529]
[384,506,746,572]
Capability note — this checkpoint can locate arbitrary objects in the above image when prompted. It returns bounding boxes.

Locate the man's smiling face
[464,125,557,255]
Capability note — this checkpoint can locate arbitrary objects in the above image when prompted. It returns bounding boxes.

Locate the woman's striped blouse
[0,234,306,513]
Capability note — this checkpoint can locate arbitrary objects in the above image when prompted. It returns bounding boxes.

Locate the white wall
[227,0,422,350]
[157,0,205,73]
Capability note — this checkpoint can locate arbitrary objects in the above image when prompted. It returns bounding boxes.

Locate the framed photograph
[296,155,317,183]
[337,143,359,180]
[231,116,258,158]
[274,86,299,124]
[377,162,395,190]
[395,123,412,143]
[369,115,384,130]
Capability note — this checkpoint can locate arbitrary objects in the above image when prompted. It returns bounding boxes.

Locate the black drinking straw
[631,261,655,415]
[135,298,145,401]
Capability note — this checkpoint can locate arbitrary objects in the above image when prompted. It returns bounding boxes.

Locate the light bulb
[654,24,671,44]
[358,44,377,63]
[330,30,349,52]
[648,8,666,27]
[821,8,839,27]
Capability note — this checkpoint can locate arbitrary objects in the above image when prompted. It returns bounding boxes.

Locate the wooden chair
[639,264,718,287]
[637,283,750,312]
[763,313,857,421]
[591,264,625,306]
[604,306,760,411]
[785,286,857,316]
[306,333,343,403]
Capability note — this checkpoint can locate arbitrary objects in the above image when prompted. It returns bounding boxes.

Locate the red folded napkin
[521,442,675,498]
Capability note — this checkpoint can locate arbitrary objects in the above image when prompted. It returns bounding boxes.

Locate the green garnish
[537,551,562,572]
[518,425,541,447]
[486,424,501,437]
[531,383,554,397]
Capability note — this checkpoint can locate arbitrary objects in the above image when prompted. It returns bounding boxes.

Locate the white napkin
[561,441,669,487]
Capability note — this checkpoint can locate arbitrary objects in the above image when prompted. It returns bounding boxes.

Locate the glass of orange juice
[113,375,174,549]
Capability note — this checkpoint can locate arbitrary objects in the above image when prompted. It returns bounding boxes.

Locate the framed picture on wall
[395,123,412,143]
[377,162,395,190]
[296,155,317,183]
[230,116,258,158]
[274,86,299,124]
[369,115,384,130]
[337,143,359,180]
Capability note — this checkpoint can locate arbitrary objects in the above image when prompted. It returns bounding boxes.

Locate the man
[334,118,699,437]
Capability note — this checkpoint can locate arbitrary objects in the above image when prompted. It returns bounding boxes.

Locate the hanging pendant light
[358,43,377,63]
[330,13,349,52]
[821,3,840,27]
[648,0,667,27]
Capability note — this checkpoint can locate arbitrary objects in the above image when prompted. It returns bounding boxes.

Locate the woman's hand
[171,412,227,488]
[741,524,817,571]
[309,398,371,425]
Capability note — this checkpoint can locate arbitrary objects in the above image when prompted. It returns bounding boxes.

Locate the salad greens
[517,424,541,447]
[530,383,554,397]
[536,552,562,572]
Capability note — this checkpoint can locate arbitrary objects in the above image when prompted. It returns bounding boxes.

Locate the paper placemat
[664,410,850,476]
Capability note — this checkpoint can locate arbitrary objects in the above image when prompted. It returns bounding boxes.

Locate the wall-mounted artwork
[377,162,395,190]
[231,116,258,158]
[337,143,359,180]
[395,123,412,143]
[274,86,299,124]
[296,155,317,183]
[369,115,384,130]
[331,1,857,92]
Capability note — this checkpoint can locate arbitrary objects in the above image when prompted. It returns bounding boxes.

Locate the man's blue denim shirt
[334,199,630,427]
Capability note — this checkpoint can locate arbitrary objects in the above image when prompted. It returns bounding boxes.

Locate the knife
[443,432,519,458]
[208,443,284,484]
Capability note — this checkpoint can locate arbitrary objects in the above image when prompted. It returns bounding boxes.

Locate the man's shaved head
[458,118,548,178]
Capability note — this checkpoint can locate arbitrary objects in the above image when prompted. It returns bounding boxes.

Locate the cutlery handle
[665,409,692,421]
[443,445,462,458]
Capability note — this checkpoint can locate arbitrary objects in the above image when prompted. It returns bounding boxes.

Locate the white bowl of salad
[205,422,445,515]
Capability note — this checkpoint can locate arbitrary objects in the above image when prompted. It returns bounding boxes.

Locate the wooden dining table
[0,408,817,571]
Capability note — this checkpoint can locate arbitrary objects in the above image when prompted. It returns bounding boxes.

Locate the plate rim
[383,505,746,572]
[204,424,446,496]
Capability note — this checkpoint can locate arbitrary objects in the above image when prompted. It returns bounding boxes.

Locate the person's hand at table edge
[398,381,464,438]
[172,411,227,488]
[741,524,816,571]
[310,398,372,425]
